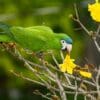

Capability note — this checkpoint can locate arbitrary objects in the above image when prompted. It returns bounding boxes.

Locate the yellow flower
[79,70,92,78]
[59,54,76,74]
[88,0,100,22]
[59,54,92,78]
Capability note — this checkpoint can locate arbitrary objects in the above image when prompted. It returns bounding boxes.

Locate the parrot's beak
[61,45,67,51]
[61,43,72,54]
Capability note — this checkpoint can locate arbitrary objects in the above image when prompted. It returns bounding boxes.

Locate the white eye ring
[61,40,65,44]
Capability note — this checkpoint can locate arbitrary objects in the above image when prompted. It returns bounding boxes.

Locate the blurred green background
[0,0,99,100]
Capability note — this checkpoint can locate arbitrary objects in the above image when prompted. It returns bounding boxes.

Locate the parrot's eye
[61,40,65,44]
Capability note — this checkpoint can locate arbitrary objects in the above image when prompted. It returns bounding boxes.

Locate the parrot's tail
[0,22,13,42]
[0,22,11,34]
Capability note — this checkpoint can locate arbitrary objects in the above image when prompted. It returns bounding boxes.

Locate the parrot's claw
[35,51,44,59]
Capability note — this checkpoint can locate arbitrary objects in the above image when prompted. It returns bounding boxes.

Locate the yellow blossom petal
[59,63,68,73]
[88,0,100,22]
[59,54,76,74]
[79,71,92,78]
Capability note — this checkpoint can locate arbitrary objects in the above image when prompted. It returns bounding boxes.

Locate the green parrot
[0,23,73,61]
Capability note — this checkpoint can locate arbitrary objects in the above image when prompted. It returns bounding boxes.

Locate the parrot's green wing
[10,26,48,51]
[26,26,54,35]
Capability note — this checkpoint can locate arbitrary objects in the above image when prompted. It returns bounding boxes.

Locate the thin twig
[74,78,78,100]
[74,3,79,20]
[60,51,64,61]
[10,70,45,86]
[65,73,95,87]
[93,38,100,52]
[96,24,100,36]
[73,4,91,36]
[64,73,72,86]
[65,91,99,94]
[96,66,100,99]
[51,53,59,67]
[55,73,67,100]
[34,90,51,100]
[84,96,87,100]
[63,83,96,100]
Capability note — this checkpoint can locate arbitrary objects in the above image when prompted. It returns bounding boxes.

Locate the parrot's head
[55,33,73,54]
[60,36,73,54]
